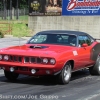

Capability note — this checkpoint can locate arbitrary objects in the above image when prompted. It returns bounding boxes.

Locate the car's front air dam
[4,66,56,76]
[0,65,60,76]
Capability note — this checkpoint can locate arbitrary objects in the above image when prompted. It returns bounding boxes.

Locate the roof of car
[37,30,89,36]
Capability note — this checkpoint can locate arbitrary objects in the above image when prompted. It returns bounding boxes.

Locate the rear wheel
[58,62,72,84]
[89,55,100,75]
[4,70,19,81]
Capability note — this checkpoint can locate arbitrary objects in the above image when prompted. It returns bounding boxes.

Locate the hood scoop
[29,45,48,49]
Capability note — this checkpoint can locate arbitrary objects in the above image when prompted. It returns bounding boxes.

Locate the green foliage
[0,15,31,37]
[0,0,28,9]
[20,0,28,9]
[12,22,31,37]
[0,1,3,10]
[0,31,4,38]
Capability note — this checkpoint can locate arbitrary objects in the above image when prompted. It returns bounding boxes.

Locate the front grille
[3,55,42,64]
[9,55,13,61]
[36,57,42,63]
[19,67,28,71]
[13,56,17,61]
[13,67,29,71]
[18,57,22,62]
[30,57,35,63]
[24,57,42,64]
[24,57,30,63]
[9,55,22,62]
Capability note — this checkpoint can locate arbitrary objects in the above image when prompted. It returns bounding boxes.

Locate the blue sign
[62,0,100,16]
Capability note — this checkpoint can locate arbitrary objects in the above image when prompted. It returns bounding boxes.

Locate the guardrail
[0,23,12,35]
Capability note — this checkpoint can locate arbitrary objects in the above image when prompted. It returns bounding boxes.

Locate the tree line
[0,0,28,10]
[0,0,29,20]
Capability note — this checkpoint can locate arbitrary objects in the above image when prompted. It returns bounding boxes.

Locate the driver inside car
[68,35,76,46]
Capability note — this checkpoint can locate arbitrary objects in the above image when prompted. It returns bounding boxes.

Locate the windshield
[27,34,77,46]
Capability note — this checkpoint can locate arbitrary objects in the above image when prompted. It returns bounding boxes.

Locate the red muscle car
[0,30,100,84]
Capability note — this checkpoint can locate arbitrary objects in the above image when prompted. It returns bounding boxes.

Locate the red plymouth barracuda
[0,30,100,84]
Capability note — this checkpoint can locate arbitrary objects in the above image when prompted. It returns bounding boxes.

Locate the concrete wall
[28,16,100,38]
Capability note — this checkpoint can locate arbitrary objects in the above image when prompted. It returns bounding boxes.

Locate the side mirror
[82,43,88,47]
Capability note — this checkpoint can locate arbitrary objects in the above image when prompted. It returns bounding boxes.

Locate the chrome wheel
[58,62,72,84]
[98,58,100,71]
[64,65,71,82]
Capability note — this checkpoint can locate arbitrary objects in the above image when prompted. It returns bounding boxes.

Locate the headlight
[50,59,56,64]
[0,55,2,60]
[4,55,9,61]
[43,58,48,64]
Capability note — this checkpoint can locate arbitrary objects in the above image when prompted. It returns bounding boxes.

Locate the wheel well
[65,60,74,69]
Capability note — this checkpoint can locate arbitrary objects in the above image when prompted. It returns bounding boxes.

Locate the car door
[77,35,93,69]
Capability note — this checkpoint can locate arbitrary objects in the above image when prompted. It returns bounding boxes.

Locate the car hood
[0,44,76,57]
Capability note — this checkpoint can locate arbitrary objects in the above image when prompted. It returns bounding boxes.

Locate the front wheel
[58,62,72,84]
[4,70,19,81]
[89,55,100,75]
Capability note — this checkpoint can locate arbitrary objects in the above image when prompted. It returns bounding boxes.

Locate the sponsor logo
[31,1,40,12]
[67,0,100,11]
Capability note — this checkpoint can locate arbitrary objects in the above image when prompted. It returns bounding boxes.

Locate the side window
[78,36,85,47]
[78,35,92,47]
[57,35,69,43]
[83,36,91,45]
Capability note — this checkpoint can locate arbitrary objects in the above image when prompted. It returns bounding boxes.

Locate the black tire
[58,62,72,84]
[89,56,100,75]
[4,70,19,81]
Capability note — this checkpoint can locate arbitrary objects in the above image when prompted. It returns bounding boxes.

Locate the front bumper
[0,61,59,76]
